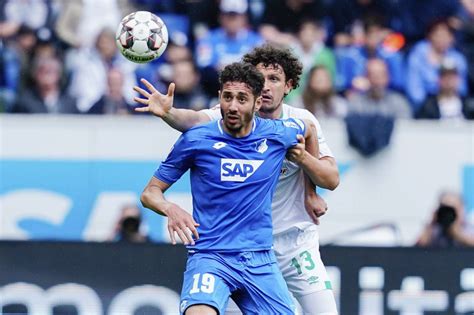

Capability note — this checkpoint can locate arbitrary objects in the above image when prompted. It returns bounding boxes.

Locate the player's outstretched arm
[140,176,199,245]
[287,119,339,190]
[134,78,211,132]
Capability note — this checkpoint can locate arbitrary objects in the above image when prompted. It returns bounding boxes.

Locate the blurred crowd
[1,0,474,120]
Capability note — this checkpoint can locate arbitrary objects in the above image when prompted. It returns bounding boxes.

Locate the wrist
[297,151,311,166]
[162,107,174,119]
[160,201,175,216]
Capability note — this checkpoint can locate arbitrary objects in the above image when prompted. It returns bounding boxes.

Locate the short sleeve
[279,118,306,149]
[200,104,222,121]
[154,132,195,184]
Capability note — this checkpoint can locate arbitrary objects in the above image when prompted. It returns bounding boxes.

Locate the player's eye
[238,97,247,103]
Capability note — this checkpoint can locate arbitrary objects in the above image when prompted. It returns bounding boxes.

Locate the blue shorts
[179,250,295,315]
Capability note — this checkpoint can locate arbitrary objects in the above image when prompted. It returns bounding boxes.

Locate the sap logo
[221,159,264,182]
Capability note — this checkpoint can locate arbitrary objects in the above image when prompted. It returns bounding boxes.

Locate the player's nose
[263,79,271,91]
[228,99,239,111]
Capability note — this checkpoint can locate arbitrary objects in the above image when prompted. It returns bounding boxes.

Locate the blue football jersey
[155,117,305,251]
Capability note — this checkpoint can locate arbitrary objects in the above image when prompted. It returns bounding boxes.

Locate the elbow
[327,180,339,191]
[326,173,340,191]
[140,189,151,209]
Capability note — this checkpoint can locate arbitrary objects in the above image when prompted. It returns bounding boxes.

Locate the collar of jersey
[217,118,257,138]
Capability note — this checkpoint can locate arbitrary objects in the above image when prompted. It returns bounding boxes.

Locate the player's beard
[221,105,255,134]
[258,94,284,115]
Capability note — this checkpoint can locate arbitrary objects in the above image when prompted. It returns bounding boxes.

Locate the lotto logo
[221,159,264,182]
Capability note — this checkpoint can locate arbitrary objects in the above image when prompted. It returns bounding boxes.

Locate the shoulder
[200,104,222,120]
[185,121,219,141]
[450,50,468,65]
[387,91,408,102]
[349,93,366,103]
[283,104,322,129]
[409,41,429,58]
[283,104,316,120]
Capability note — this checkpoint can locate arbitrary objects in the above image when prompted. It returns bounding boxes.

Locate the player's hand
[286,135,307,164]
[304,189,328,225]
[133,78,175,117]
[165,203,200,245]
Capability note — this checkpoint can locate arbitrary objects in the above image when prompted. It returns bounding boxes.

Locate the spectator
[0,25,38,111]
[10,56,78,114]
[348,58,411,118]
[88,68,134,115]
[451,0,474,94]
[406,20,468,112]
[287,19,336,102]
[163,41,193,64]
[259,0,325,46]
[0,0,20,39]
[67,28,137,112]
[294,65,348,119]
[196,0,262,70]
[109,204,150,243]
[417,60,474,120]
[169,59,209,110]
[55,0,133,49]
[292,20,335,76]
[335,17,405,93]
[2,0,56,41]
[195,0,262,96]
[328,0,396,34]
[136,40,193,93]
[177,0,220,40]
[396,0,460,44]
[416,190,474,248]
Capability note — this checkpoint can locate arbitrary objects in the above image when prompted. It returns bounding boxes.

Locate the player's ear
[254,95,262,112]
[284,79,294,96]
[218,90,221,100]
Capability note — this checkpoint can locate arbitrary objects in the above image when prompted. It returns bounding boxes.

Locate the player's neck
[257,103,284,120]
[221,119,255,138]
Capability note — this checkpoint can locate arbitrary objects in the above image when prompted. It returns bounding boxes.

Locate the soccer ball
[116,11,168,64]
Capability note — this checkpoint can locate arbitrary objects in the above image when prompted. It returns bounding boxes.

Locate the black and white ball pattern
[116,11,168,63]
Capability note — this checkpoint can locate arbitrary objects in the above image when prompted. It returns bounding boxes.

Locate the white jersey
[201,103,334,235]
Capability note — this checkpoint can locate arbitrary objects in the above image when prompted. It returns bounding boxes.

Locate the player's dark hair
[242,44,303,89]
[219,62,264,97]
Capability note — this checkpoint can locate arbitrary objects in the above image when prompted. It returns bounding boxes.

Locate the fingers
[134,96,149,105]
[168,226,177,245]
[190,221,200,241]
[168,221,200,246]
[133,85,151,98]
[315,204,328,217]
[287,145,303,156]
[140,78,158,94]
[315,210,326,218]
[176,226,192,245]
[134,106,150,112]
[167,82,175,97]
[297,134,305,144]
[307,210,320,225]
